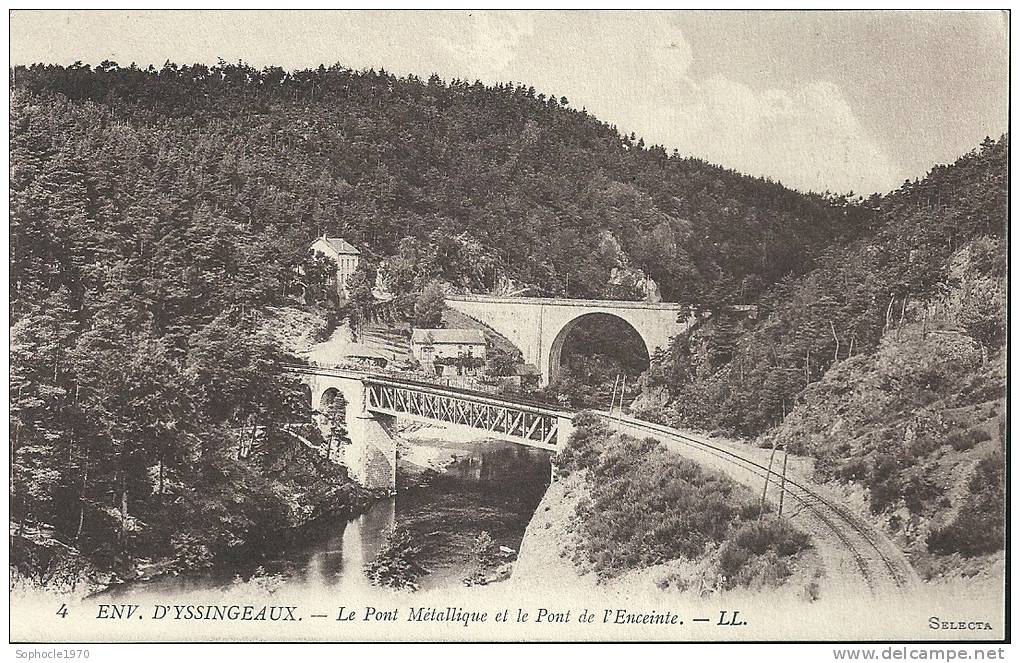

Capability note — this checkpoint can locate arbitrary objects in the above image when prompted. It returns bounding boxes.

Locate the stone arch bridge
[445,295,698,385]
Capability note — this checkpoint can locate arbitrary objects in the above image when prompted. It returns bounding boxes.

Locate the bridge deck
[445,294,691,311]
[287,364,573,450]
[287,364,570,417]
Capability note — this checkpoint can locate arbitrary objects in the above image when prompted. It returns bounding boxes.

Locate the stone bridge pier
[305,372,397,492]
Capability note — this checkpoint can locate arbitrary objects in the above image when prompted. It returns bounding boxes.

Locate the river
[108,435,552,596]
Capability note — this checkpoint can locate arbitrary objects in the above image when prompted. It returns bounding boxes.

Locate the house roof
[411,328,486,345]
[314,237,361,255]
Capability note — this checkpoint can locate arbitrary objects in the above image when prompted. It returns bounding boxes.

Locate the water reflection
[306,497,395,590]
[109,437,550,596]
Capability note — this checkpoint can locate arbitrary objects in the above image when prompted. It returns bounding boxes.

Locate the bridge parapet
[445,293,691,311]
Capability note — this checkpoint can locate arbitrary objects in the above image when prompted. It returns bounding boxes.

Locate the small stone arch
[299,383,313,411]
[318,386,340,413]
[545,312,651,385]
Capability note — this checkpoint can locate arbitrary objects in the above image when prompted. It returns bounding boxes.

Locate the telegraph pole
[760,440,779,519]
[618,375,627,422]
[609,374,620,416]
[778,445,789,516]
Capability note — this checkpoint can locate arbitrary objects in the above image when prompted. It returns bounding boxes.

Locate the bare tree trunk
[237,412,247,459]
[75,449,89,542]
[884,296,895,333]
[248,416,257,459]
[119,484,129,540]
[778,447,789,517]
[829,320,840,363]
[896,296,908,340]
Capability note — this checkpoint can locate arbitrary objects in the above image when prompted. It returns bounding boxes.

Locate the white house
[310,236,361,293]
[411,328,487,376]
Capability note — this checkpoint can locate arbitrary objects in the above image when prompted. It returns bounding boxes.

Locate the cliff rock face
[599,231,661,301]
[767,240,1006,584]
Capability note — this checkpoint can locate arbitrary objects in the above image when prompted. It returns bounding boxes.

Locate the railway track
[609,414,918,596]
[287,364,916,594]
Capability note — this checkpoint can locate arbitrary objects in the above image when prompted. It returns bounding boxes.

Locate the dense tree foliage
[412,281,446,328]
[10,59,1002,588]
[12,60,875,308]
[540,314,650,409]
[650,136,1008,437]
[364,527,428,591]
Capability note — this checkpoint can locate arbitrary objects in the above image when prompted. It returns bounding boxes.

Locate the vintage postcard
[7,9,1009,647]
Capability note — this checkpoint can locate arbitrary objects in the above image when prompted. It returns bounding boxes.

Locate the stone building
[411,328,486,376]
[310,235,361,294]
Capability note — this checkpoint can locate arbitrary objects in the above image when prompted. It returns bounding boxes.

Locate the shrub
[867,453,902,514]
[472,531,501,570]
[716,519,810,589]
[732,519,811,556]
[954,374,1005,406]
[554,412,616,477]
[958,277,1006,351]
[836,457,870,483]
[718,540,751,578]
[908,433,942,458]
[900,468,941,515]
[463,530,504,586]
[730,551,793,590]
[802,580,821,602]
[365,527,428,591]
[946,428,991,452]
[927,453,1004,556]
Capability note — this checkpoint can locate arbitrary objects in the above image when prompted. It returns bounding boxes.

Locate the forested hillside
[8,59,1004,590]
[8,60,869,589]
[649,136,1006,435]
[644,136,1008,576]
[11,60,874,310]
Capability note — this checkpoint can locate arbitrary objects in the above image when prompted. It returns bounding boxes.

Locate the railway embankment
[512,413,917,601]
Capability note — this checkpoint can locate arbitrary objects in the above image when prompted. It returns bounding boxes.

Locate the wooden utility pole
[778,445,789,517]
[609,374,620,415]
[760,442,779,519]
[618,375,627,420]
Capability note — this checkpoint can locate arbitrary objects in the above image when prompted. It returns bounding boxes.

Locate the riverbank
[33,433,552,602]
[10,436,381,601]
[391,432,551,590]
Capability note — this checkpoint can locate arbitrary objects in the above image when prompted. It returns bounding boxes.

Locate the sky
[9,10,1009,195]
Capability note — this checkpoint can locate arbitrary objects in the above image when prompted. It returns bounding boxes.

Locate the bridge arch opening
[319,387,339,413]
[547,312,650,405]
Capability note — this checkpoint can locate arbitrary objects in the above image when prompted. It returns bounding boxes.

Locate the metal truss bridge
[287,365,573,451]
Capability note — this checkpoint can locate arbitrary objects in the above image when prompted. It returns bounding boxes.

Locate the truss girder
[364,382,559,449]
